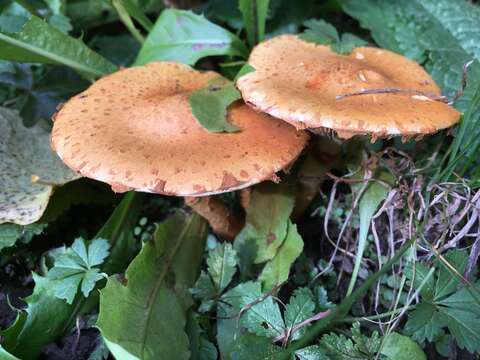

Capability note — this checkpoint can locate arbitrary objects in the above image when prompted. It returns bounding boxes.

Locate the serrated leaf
[230,333,285,360]
[0,15,116,77]
[189,77,240,133]
[207,242,238,292]
[405,263,435,301]
[295,345,329,360]
[259,221,304,290]
[381,333,426,360]
[284,287,315,340]
[404,303,445,343]
[0,107,79,225]
[191,271,217,313]
[238,0,269,46]
[300,19,366,55]
[47,238,110,303]
[234,182,295,264]
[136,9,248,66]
[97,213,208,360]
[219,281,285,339]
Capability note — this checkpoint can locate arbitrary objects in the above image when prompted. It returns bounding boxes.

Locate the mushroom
[51,62,309,239]
[237,35,461,141]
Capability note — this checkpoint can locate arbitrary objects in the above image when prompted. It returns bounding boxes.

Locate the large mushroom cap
[51,62,308,196]
[237,35,460,140]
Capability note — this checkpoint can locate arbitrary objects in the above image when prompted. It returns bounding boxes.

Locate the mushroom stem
[185,196,245,240]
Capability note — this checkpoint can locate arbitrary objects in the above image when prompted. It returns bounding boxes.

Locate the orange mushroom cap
[237,35,460,140]
[51,62,308,196]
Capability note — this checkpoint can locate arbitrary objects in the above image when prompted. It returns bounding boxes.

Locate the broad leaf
[0,107,79,225]
[0,15,116,77]
[238,0,269,46]
[381,333,426,360]
[97,213,208,360]
[136,9,248,66]
[0,346,19,360]
[234,182,295,264]
[259,221,304,290]
[189,77,240,133]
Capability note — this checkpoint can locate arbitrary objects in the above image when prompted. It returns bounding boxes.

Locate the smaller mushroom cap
[237,35,460,140]
[51,62,308,196]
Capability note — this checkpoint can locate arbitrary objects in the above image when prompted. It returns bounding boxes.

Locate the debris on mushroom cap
[51,62,309,196]
[237,35,461,140]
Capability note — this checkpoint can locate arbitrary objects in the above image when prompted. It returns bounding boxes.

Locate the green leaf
[136,9,248,66]
[207,242,238,292]
[381,333,426,360]
[115,0,153,32]
[434,249,468,300]
[404,303,445,343]
[47,238,110,303]
[284,288,315,340]
[219,281,285,339]
[97,213,208,360]
[0,107,79,225]
[0,15,116,77]
[1,192,144,360]
[295,345,329,360]
[234,182,295,264]
[110,0,145,44]
[299,19,366,55]
[436,307,480,353]
[230,333,285,360]
[191,271,217,313]
[0,223,22,251]
[189,77,241,133]
[259,221,304,290]
[238,0,270,46]
[320,322,381,359]
[347,169,394,295]
[0,346,19,360]
[405,263,435,301]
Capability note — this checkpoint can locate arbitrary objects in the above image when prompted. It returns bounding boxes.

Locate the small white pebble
[355,52,365,60]
[412,95,433,102]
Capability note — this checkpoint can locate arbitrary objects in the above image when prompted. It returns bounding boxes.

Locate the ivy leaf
[234,182,295,265]
[238,0,270,46]
[46,238,110,304]
[0,15,116,77]
[136,9,248,66]
[284,287,315,340]
[300,19,366,54]
[96,213,208,360]
[0,107,79,225]
[259,221,304,290]
[381,333,426,360]
[189,77,240,133]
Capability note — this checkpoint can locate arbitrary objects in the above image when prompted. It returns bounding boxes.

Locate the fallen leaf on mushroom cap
[51,62,309,196]
[237,35,461,140]
[0,107,80,225]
